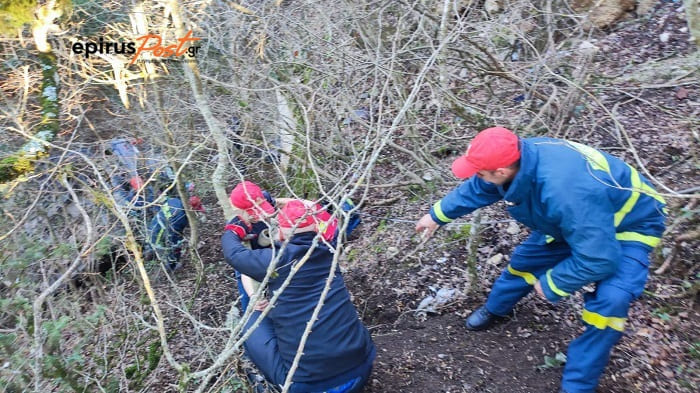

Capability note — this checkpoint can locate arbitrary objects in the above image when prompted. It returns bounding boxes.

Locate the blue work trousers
[148,209,187,268]
[485,233,651,393]
[242,311,374,393]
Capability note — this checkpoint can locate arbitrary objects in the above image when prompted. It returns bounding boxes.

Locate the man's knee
[509,242,570,274]
[243,311,266,335]
[587,284,635,311]
[242,314,287,385]
[582,285,635,332]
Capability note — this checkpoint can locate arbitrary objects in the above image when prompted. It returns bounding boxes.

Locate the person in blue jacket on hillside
[222,199,376,393]
[226,181,279,312]
[415,127,666,393]
[145,193,203,271]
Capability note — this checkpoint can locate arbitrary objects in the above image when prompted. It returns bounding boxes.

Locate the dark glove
[262,190,276,208]
[224,216,251,239]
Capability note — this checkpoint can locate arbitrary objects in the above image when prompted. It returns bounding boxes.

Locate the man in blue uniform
[222,200,375,393]
[415,127,666,393]
[145,186,204,271]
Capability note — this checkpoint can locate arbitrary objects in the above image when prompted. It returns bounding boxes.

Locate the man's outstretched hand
[415,214,439,238]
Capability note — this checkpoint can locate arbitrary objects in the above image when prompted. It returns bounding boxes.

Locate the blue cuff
[429,209,445,225]
[429,200,453,225]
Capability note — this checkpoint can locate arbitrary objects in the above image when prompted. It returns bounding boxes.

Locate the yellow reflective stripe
[614,167,641,227]
[155,227,165,245]
[432,200,454,223]
[615,232,661,247]
[567,143,666,226]
[568,141,611,173]
[581,309,626,332]
[546,269,569,297]
[545,235,555,244]
[161,203,172,219]
[640,182,666,205]
[507,265,537,285]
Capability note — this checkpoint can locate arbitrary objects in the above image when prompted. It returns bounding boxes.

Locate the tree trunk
[0,2,60,184]
[166,0,234,219]
[685,0,700,47]
[275,90,296,175]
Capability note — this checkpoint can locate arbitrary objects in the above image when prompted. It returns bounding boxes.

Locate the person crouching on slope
[226,181,278,312]
[222,200,376,393]
[415,127,666,393]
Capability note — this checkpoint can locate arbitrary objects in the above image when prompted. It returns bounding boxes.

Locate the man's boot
[465,305,503,331]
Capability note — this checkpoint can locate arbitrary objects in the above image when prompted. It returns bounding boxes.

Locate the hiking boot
[465,305,503,331]
[247,372,266,393]
[245,369,282,393]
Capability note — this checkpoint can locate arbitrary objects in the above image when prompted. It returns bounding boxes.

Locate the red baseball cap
[229,181,275,218]
[129,176,144,190]
[278,200,338,241]
[451,127,520,179]
[188,196,204,212]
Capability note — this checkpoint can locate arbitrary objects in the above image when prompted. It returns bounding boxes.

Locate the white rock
[659,32,671,43]
[487,253,504,266]
[506,221,520,235]
[484,0,501,15]
[65,202,82,218]
[579,40,599,53]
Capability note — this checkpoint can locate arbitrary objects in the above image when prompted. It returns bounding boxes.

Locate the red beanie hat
[229,181,275,218]
[278,200,338,242]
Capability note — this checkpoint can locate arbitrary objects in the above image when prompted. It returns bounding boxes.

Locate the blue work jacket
[221,231,375,386]
[430,137,666,302]
[148,197,188,246]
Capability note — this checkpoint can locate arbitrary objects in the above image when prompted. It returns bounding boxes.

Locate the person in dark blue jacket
[227,180,361,312]
[145,191,204,271]
[415,127,666,393]
[222,200,376,393]
[226,181,280,312]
